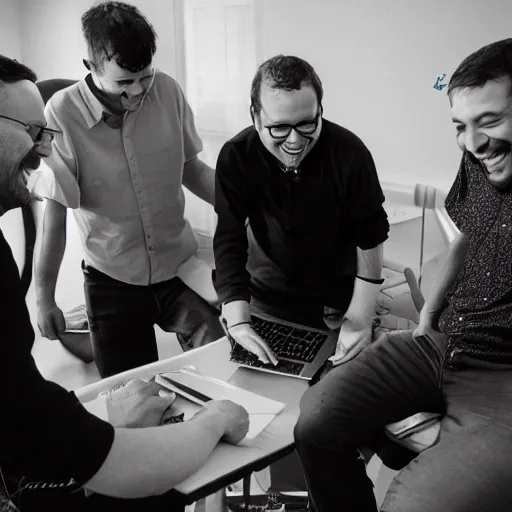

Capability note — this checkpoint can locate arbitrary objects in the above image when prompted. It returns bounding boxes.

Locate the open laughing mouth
[481,152,509,173]
[280,145,306,156]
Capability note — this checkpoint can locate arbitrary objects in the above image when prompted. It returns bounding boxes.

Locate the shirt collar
[77,69,157,130]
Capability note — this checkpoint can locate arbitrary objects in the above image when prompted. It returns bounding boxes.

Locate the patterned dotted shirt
[438,151,512,364]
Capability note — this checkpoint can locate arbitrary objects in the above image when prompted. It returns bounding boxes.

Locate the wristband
[356,275,384,285]
[227,321,251,330]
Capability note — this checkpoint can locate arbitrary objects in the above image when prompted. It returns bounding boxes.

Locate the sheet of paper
[155,368,285,445]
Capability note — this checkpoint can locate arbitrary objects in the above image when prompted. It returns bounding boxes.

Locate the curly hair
[82,1,157,73]
[448,38,512,99]
[250,55,323,116]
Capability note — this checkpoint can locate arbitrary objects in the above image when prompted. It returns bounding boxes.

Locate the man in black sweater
[0,54,248,511]
[214,55,389,366]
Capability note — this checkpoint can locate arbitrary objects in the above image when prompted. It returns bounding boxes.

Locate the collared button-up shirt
[29,70,202,285]
[439,152,512,363]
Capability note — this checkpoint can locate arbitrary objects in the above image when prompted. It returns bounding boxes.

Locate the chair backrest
[15,79,78,297]
[37,79,78,105]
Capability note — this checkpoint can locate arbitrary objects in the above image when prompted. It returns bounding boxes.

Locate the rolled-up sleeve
[348,147,389,249]
[213,143,251,304]
[28,98,81,209]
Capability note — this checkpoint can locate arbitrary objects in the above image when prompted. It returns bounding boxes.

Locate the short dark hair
[250,55,323,116]
[0,55,37,85]
[82,1,157,73]
[448,38,512,99]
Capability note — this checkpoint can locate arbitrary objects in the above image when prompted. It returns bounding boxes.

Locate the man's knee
[294,379,348,452]
[294,399,327,454]
[176,305,223,350]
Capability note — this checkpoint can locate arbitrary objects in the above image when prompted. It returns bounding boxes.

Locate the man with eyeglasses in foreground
[0,53,249,512]
[214,55,389,366]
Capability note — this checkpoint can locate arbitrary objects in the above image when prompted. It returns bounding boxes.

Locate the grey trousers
[294,330,512,512]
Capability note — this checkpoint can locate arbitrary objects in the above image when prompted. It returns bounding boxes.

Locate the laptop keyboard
[229,316,329,375]
[230,345,305,376]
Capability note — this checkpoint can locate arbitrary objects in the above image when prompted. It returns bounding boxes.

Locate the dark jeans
[82,262,224,377]
[294,330,512,512]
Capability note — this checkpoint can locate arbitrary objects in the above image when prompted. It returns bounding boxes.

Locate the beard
[0,144,41,215]
[21,145,42,171]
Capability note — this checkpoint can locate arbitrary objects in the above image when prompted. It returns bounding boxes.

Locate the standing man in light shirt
[31,1,224,377]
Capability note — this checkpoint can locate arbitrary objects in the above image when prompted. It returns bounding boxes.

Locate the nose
[286,128,302,145]
[35,132,53,158]
[463,126,488,156]
[127,81,144,98]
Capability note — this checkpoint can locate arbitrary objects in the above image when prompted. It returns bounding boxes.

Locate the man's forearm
[421,232,469,323]
[183,156,215,206]
[85,410,225,498]
[356,244,383,279]
[343,244,383,323]
[34,199,67,305]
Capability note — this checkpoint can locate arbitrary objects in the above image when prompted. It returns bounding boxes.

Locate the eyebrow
[117,72,154,82]
[452,110,505,124]
[264,113,319,127]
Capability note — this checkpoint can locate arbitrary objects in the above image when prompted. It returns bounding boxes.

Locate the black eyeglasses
[263,108,322,140]
[0,114,62,142]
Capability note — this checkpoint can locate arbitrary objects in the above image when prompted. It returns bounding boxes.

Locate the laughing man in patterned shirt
[295,39,512,512]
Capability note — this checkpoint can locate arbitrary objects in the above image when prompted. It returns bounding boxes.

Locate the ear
[250,106,262,130]
[83,59,101,74]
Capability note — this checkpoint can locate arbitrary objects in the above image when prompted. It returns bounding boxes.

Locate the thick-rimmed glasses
[0,114,62,142]
[263,108,322,140]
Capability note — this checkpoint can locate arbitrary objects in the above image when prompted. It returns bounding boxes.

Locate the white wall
[258,0,511,193]
[0,0,22,60]
[17,0,512,192]
[19,0,179,82]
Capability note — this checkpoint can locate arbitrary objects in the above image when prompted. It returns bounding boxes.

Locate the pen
[157,374,212,404]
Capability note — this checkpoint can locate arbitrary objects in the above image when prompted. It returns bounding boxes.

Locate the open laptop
[226,311,338,381]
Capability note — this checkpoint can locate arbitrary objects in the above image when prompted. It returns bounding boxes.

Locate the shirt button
[149,245,155,251]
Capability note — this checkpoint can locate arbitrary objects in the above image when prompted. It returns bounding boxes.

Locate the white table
[76,338,308,506]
